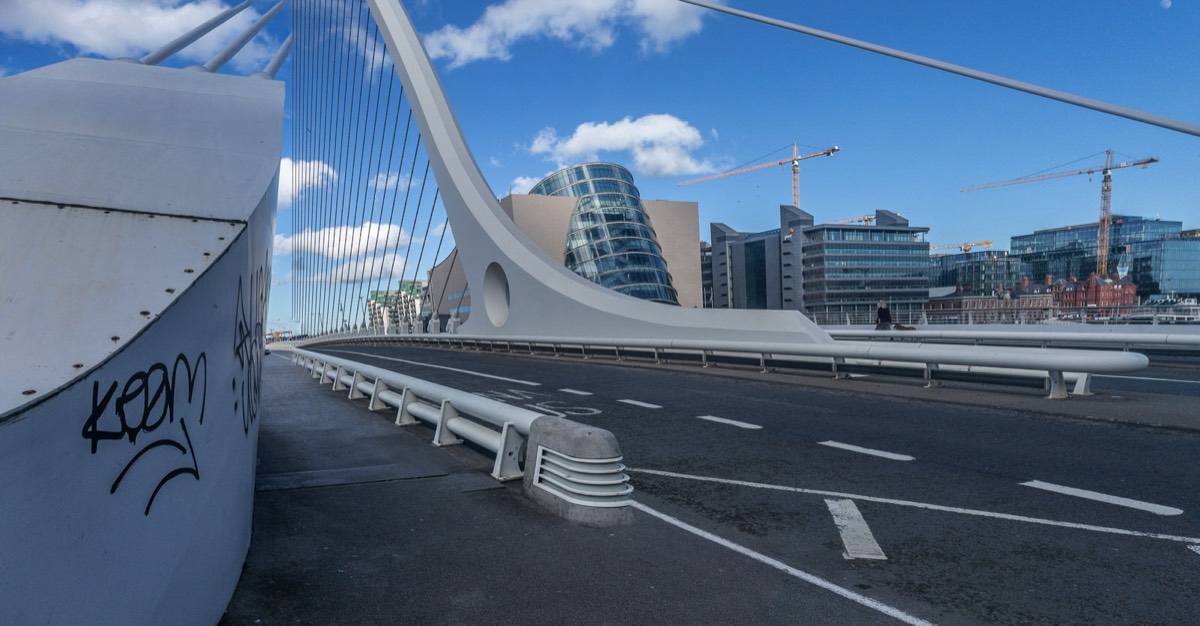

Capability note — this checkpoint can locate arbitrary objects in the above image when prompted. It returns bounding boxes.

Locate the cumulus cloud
[279,158,336,210]
[510,175,544,194]
[423,0,717,68]
[309,253,412,284]
[274,222,411,259]
[369,170,417,191]
[529,114,714,177]
[0,0,280,71]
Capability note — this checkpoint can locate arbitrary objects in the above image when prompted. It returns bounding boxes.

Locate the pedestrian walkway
[220,355,901,624]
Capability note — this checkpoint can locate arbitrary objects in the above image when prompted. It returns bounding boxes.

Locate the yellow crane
[678,143,839,209]
[931,240,993,253]
[830,214,876,225]
[961,149,1158,275]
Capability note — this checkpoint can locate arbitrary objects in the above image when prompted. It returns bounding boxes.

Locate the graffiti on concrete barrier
[232,264,267,435]
[81,352,207,515]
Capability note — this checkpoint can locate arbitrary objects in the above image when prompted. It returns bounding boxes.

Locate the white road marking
[826,499,887,560]
[628,468,1200,545]
[818,441,914,461]
[559,388,593,396]
[696,415,762,429]
[630,501,932,626]
[328,350,541,386]
[1095,374,1199,384]
[1020,480,1182,516]
[1190,545,1200,557]
[619,399,661,409]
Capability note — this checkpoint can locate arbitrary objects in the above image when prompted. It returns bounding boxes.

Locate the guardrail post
[491,422,525,482]
[1071,373,1093,396]
[702,350,711,368]
[348,371,368,399]
[331,366,348,391]
[433,400,463,445]
[1047,371,1068,399]
[924,363,942,388]
[320,362,335,384]
[394,387,419,425]
[832,357,848,379]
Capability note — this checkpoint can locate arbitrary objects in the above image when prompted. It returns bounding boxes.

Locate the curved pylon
[369,0,832,345]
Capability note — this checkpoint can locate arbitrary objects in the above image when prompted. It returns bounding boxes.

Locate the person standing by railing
[875,301,892,330]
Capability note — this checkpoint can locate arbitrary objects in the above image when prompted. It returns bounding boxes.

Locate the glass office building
[1126,239,1200,297]
[800,210,930,324]
[929,250,1029,294]
[1011,215,1182,282]
[530,163,678,304]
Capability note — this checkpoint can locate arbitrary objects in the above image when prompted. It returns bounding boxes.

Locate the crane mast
[961,149,1157,277]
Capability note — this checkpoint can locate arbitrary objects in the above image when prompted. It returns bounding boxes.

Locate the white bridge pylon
[367,0,833,345]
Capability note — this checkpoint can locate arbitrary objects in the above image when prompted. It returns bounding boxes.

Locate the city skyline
[3,0,1198,332]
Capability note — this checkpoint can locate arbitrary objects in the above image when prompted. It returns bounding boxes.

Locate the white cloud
[279,158,336,210]
[369,170,417,191]
[529,114,714,177]
[423,0,716,68]
[274,222,411,259]
[0,0,279,71]
[310,253,412,284]
[510,175,543,194]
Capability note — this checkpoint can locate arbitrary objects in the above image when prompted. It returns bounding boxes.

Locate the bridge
[2,1,1198,624]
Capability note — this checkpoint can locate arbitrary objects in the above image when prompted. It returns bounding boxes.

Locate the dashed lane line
[631,501,931,625]
[327,349,541,386]
[629,468,1200,545]
[696,415,762,429]
[818,441,914,462]
[1020,480,1183,516]
[619,399,662,409]
[559,388,593,396]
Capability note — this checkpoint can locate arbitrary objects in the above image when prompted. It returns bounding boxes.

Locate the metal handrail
[291,347,539,480]
[292,331,1150,399]
[829,328,1200,350]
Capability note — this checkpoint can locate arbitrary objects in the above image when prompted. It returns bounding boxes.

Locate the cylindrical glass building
[529,163,679,305]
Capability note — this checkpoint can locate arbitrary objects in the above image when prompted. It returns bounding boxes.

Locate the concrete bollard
[523,416,634,527]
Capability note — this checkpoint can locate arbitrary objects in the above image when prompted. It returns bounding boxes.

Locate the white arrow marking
[1189,545,1200,557]
[826,499,887,560]
[696,415,762,429]
[1020,480,1183,516]
[818,440,914,461]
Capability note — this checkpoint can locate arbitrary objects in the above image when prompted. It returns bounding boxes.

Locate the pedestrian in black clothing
[875,301,892,330]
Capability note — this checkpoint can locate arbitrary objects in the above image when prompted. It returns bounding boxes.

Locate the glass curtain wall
[530,163,679,304]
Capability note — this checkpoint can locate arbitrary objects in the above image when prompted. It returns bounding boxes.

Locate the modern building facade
[1125,239,1200,298]
[529,163,679,304]
[800,210,930,324]
[710,208,930,324]
[929,250,1029,294]
[365,281,424,332]
[1010,215,1181,284]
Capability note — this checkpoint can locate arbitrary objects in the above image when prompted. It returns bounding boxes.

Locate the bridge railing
[288,347,634,524]
[289,331,1149,399]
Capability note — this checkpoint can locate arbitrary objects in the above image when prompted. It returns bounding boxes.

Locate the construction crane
[931,240,993,253]
[678,143,839,209]
[831,214,876,225]
[961,149,1158,275]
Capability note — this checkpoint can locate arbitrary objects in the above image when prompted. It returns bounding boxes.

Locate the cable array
[290,0,453,335]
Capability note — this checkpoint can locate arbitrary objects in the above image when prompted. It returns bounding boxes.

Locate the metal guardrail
[828,328,1200,353]
[289,331,1150,399]
[289,348,635,510]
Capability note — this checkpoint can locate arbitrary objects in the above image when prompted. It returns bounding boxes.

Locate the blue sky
[3,1,1198,332]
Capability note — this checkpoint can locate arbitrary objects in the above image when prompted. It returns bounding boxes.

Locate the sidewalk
[220,356,901,624]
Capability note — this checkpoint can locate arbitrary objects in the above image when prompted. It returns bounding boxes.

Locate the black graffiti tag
[233,269,265,434]
[81,353,207,516]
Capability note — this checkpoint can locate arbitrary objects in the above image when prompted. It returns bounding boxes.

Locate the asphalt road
[302,344,1200,624]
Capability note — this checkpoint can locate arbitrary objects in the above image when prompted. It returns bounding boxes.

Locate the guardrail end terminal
[524,416,634,527]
